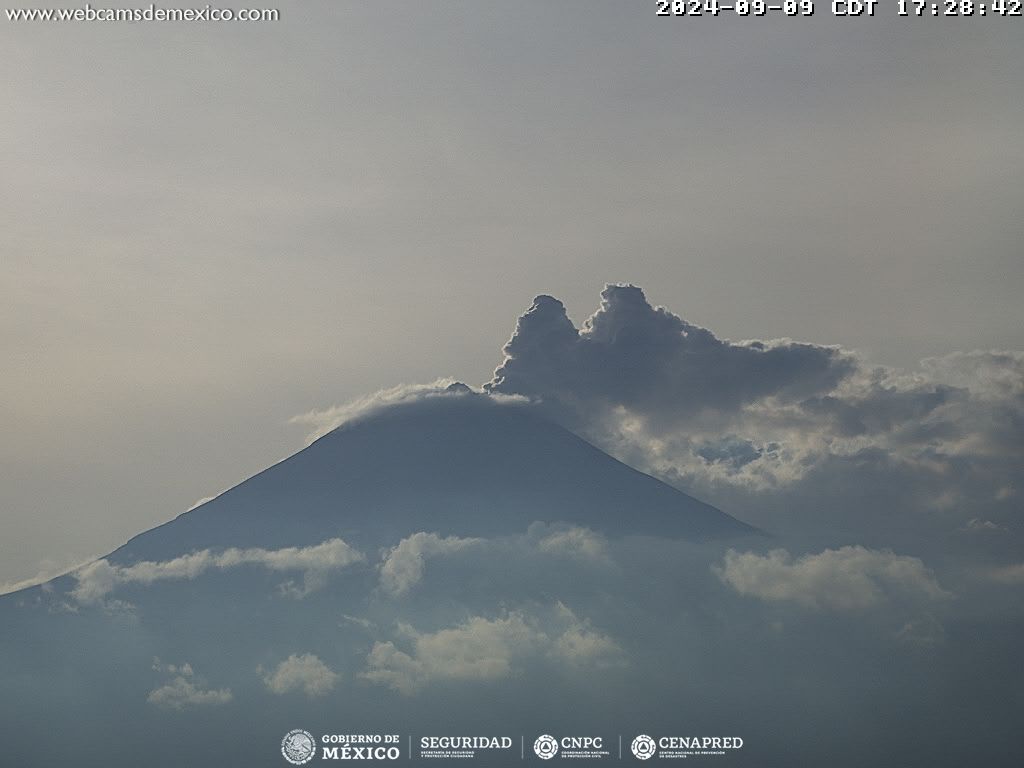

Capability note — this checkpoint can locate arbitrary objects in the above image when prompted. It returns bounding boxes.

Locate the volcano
[0,391,762,768]
[106,391,754,567]
[0,391,1009,768]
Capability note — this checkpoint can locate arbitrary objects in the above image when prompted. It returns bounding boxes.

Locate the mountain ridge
[1,392,756,598]
[105,393,754,565]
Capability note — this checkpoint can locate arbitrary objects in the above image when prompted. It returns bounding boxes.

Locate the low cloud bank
[379,532,483,596]
[71,538,364,604]
[362,603,622,695]
[716,546,951,611]
[377,527,612,598]
[147,659,232,710]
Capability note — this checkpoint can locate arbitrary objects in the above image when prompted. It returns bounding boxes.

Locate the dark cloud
[485,286,1024,553]
[487,285,855,428]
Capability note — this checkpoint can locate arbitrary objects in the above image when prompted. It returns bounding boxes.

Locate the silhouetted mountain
[0,393,1017,768]
[109,393,754,566]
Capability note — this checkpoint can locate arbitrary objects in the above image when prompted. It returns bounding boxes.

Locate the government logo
[631,734,657,760]
[282,729,317,765]
[534,734,559,760]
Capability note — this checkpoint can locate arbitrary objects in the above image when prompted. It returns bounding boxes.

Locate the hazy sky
[2,2,1022,584]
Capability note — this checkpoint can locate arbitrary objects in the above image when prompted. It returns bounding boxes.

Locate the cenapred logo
[631,734,657,760]
[282,729,317,765]
[534,734,559,760]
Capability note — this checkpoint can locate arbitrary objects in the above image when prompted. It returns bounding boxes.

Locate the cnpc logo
[534,734,605,759]
[534,735,559,760]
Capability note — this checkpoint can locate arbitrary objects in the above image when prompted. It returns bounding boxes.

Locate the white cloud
[988,563,1024,584]
[378,532,483,597]
[263,653,339,697]
[550,625,622,666]
[548,602,623,668]
[71,538,364,604]
[186,495,218,512]
[147,677,233,710]
[290,379,459,443]
[290,380,524,444]
[340,613,375,630]
[362,606,621,695]
[0,555,102,597]
[537,527,609,562]
[961,518,1006,533]
[920,350,1024,400]
[291,380,528,443]
[716,546,951,611]
[147,659,232,710]
[71,559,120,604]
[377,527,614,598]
[362,614,542,694]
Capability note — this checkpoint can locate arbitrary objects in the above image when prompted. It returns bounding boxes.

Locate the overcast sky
[2,1,1022,584]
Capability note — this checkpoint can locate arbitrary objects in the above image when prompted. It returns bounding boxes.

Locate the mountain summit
[109,391,753,566]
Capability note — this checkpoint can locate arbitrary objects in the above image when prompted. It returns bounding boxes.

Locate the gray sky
[2,1,1022,584]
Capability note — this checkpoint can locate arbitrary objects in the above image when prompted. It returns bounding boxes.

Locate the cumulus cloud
[482,285,867,496]
[483,286,1024,543]
[71,560,120,604]
[486,285,854,424]
[377,527,614,598]
[361,606,621,695]
[378,532,483,596]
[716,546,951,611]
[987,563,1024,584]
[262,653,339,697]
[536,526,609,562]
[71,538,364,604]
[147,659,232,710]
[920,350,1024,401]
[363,614,541,694]
[547,602,623,667]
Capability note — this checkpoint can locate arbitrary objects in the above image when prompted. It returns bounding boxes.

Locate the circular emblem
[281,729,316,765]
[534,734,559,760]
[631,735,657,760]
